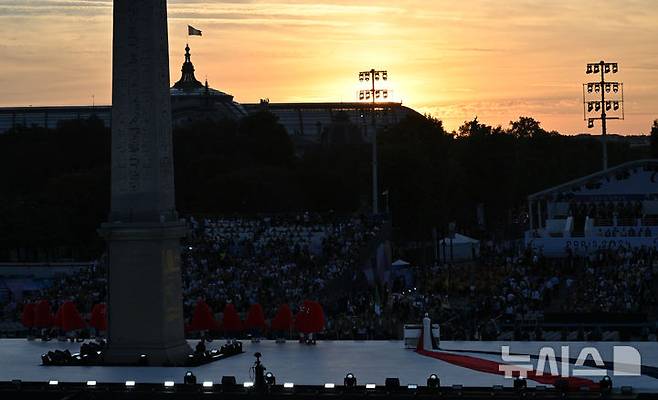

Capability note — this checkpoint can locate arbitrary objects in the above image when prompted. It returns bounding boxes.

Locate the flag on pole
[188,25,202,36]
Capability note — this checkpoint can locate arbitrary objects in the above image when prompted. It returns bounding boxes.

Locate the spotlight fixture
[265,372,276,386]
[86,381,97,387]
[164,381,175,388]
[385,378,400,389]
[344,373,357,387]
[184,371,197,385]
[283,382,295,388]
[513,377,527,391]
[407,384,418,390]
[427,374,440,388]
[221,376,237,386]
[202,381,213,389]
[365,383,376,389]
[48,380,59,386]
[243,381,254,388]
[600,376,612,392]
[324,383,335,389]
[125,381,136,388]
[138,354,148,366]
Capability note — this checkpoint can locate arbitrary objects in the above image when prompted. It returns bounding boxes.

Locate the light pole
[358,69,388,215]
[583,61,624,170]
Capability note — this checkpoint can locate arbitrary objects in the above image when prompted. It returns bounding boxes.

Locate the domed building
[170,44,246,125]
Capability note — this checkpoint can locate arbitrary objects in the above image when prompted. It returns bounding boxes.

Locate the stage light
[599,376,612,392]
[613,101,620,110]
[324,383,335,389]
[125,381,136,388]
[86,380,97,387]
[587,102,594,112]
[221,376,236,386]
[407,384,418,390]
[138,354,148,366]
[427,374,440,388]
[202,381,213,388]
[595,84,601,93]
[265,372,276,386]
[366,383,376,389]
[604,64,611,73]
[283,382,294,388]
[586,65,593,74]
[555,378,569,392]
[587,83,594,93]
[606,101,612,111]
[594,102,601,112]
[605,83,611,93]
[243,381,254,388]
[613,83,619,93]
[382,71,388,80]
[588,119,595,129]
[164,381,175,388]
[48,380,59,386]
[513,377,527,391]
[612,63,618,73]
[344,373,357,387]
[41,354,51,365]
[385,378,400,389]
[593,65,600,74]
[184,371,196,385]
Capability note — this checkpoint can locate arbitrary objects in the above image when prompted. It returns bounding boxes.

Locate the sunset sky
[0,0,656,134]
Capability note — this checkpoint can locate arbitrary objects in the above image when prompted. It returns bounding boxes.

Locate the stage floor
[1,340,657,392]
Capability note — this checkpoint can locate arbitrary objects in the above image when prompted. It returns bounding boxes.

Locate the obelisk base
[99,221,192,366]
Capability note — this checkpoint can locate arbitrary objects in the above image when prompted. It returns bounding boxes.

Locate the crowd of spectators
[180,213,381,320]
[564,247,656,313]
[569,200,643,221]
[2,213,657,341]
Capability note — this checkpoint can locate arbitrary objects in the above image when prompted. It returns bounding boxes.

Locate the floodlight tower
[583,61,624,170]
[358,69,389,215]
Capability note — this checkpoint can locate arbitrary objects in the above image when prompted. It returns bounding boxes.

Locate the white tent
[391,259,410,267]
[439,233,480,261]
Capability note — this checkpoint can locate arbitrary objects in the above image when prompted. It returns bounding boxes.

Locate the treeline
[0,112,651,261]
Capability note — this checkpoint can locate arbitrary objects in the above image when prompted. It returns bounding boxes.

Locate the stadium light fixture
[357,68,389,216]
[583,60,624,170]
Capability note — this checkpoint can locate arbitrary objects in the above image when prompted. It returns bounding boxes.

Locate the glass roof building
[0,44,421,150]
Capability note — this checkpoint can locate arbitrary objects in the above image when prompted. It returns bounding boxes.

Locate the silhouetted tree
[651,119,658,158]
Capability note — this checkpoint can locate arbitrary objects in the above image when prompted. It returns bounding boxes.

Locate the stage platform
[1,340,657,393]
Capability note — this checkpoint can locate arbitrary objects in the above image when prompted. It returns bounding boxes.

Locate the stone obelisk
[99,0,191,365]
